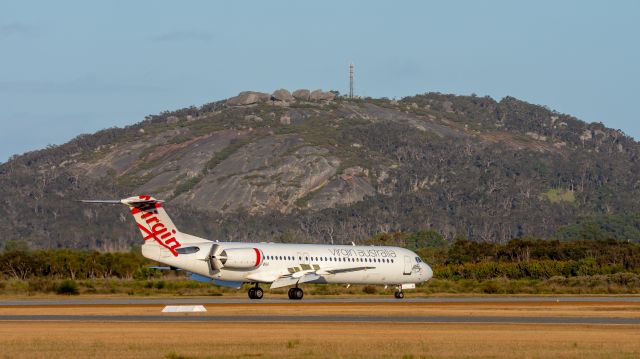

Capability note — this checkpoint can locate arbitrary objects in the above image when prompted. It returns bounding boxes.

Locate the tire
[254,288,264,299]
[395,291,404,299]
[248,288,255,299]
[294,288,304,300]
[288,288,295,300]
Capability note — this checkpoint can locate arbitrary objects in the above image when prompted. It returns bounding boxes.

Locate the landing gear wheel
[288,287,303,300]
[254,287,264,299]
[394,291,404,299]
[248,286,263,300]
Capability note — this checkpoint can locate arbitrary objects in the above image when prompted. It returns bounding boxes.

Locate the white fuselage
[144,241,433,287]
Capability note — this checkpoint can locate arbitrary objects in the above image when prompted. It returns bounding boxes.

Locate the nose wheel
[248,285,264,300]
[288,287,304,300]
[394,290,404,299]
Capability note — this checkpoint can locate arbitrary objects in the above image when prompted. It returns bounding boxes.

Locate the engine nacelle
[216,248,263,269]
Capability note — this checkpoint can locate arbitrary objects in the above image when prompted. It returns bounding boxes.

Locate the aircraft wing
[270,273,321,289]
[269,265,376,289]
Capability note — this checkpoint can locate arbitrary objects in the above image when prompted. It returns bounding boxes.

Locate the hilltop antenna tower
[349,63,354,98]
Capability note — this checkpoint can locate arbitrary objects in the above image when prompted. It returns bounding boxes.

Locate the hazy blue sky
[1,1,638,162]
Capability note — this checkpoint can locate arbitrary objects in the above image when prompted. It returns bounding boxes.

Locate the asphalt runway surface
[2,296,640,306]
[1,296,639,325]
[0,314,638,325]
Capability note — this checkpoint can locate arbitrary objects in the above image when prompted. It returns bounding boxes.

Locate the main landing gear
[288,287,304,300]
[248,284,264,300]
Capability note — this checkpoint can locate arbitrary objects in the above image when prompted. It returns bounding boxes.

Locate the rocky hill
[1,89,639,250]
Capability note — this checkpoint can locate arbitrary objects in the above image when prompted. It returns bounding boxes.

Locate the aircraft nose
[422,263,433,281]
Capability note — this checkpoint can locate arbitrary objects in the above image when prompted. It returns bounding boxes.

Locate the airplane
[82,195,433,299]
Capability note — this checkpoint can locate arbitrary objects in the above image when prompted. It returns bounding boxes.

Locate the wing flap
[270,273,321,289]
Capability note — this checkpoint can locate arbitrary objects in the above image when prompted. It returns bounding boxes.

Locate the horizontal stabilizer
[80,198,165,207]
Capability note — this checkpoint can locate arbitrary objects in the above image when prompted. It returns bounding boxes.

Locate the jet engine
[211,248,263,270]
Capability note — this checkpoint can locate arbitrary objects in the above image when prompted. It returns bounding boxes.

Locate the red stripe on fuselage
[254,248,261,266]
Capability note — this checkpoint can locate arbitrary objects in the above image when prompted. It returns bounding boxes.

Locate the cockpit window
[176,246,200,254]
[415,257,423,263]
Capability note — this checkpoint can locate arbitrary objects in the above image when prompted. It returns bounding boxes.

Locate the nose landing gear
[288,287,304,300]
[248,284,264,300]
[393,285,405,299]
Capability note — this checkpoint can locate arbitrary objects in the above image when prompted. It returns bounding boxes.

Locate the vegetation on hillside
[1,92,639,250]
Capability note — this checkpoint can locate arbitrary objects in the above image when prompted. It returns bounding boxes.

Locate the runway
[1,296,639,326]
[1,295,639,306]
[0,314,638,325]
[1,298,639,358]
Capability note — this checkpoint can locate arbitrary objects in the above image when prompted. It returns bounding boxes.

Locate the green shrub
[154,280,166,290]
[480,280,500,294]
[362,285,377,294]
[55,280,79,295]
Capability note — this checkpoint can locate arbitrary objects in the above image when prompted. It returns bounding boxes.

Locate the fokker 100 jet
[83,195,433,299]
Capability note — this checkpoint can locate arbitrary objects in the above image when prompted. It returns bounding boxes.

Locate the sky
[1,0,639,162]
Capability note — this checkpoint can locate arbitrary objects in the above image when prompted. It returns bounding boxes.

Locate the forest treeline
[366,230,640,280]
[0,241,150,281]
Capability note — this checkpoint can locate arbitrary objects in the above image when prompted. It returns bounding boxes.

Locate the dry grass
[0,322,638,358]
[1,301,639,319]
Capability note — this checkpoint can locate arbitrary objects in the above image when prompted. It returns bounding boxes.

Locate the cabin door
[403,255,412,275]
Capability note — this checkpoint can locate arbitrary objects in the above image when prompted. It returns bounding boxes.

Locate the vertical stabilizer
[120,195,182,256]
